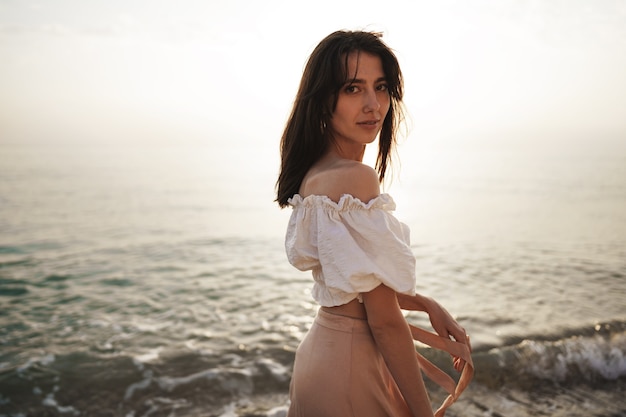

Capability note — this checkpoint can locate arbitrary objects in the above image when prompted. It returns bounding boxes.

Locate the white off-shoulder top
[285,193,417,307]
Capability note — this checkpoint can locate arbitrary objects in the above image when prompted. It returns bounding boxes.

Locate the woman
[276,30,473,417]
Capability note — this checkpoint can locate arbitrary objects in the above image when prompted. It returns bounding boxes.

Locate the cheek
[328,113,343,133]
[331,102,351,124]
[381,97,391,117]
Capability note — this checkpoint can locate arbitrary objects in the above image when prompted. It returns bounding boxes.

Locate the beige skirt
[287,309,412,417]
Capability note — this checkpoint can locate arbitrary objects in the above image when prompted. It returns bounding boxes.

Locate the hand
[424,297,471,371]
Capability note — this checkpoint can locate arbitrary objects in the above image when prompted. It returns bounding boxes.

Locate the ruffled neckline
[288,193,396,211]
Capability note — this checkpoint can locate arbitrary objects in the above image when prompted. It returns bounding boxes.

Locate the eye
[376,84,389,92]
[344,84,360,94]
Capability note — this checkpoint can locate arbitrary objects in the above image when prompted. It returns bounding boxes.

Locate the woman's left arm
[397,292,471,371]
[396,292,430,312]
[397,293,467,342]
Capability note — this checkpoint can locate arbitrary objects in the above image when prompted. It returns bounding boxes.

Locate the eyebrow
[345,77,387,85]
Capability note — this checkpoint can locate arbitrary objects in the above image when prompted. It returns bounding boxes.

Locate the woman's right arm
[342,164,434,415]
[362,284,435,417]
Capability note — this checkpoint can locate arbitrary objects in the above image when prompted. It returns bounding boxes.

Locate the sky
[1,0,625,149]
[1,0,625,245]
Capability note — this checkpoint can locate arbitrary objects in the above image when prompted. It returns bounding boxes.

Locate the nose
[363,88,381,112]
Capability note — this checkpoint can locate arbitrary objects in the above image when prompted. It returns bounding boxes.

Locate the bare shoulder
[340,160,380,191]
[301,159,380,203]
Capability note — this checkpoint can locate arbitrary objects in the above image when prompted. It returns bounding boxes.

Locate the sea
[0,134,625,417]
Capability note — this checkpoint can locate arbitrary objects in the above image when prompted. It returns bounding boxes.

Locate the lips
[357,120,381,132]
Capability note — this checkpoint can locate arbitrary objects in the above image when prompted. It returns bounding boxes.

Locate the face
[329,52,391,155]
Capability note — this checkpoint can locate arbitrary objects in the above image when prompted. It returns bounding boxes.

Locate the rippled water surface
[1,141,625,416]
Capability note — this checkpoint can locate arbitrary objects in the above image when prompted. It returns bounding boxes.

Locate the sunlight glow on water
[0,138,625,416]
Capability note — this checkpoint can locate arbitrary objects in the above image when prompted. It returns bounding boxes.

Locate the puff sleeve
[285,194,417,307]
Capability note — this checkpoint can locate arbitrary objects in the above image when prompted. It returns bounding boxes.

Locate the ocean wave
[1,321,624,416]
[0,347,293,416]
[469,320,626,389]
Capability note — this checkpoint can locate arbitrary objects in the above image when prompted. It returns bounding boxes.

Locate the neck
[330,142,366,162]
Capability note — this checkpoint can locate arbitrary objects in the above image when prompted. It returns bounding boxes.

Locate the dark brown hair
[275,30,404,208]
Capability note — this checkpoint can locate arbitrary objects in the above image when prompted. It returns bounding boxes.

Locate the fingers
[451,328,472,352]
[451,333,472,372]
[428,303,472,352]
[453,356,467,372]
[453,356,465,372]
[449,327,466,343]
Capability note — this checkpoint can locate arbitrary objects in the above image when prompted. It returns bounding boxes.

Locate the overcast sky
[1,0,625,147]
